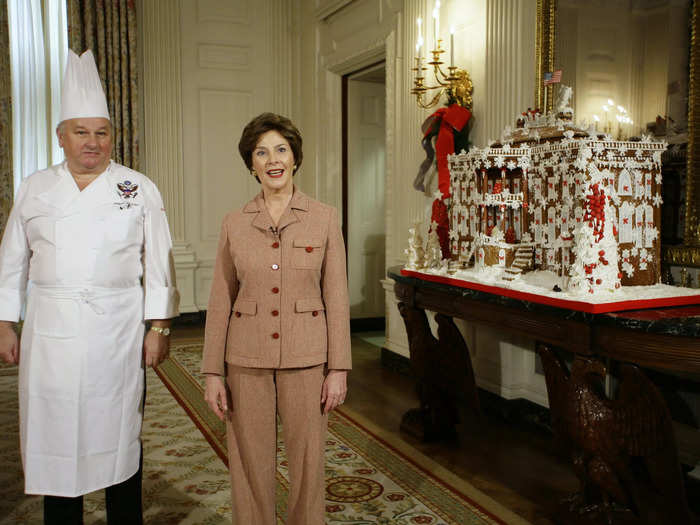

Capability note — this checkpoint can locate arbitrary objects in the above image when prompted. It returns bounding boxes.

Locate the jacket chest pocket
[291,238,324,269]
[99,206,143,244]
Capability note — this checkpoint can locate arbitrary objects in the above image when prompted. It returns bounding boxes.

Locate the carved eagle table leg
[397,302,480,442]
[537,343,697,525]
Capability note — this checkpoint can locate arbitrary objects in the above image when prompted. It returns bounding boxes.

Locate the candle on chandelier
[415,45,420,80]
[433,1,441,49]
[417,17,423,59]
[450,26,455,68]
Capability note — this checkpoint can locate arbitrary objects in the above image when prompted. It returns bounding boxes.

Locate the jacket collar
[243,186,309,212]
[36,161,116,215]
[245,186,309,233]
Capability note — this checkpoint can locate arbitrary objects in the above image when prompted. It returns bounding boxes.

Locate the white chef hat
[59,50,110,123]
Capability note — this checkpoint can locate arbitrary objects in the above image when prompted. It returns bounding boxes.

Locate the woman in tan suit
[201,113,351,525]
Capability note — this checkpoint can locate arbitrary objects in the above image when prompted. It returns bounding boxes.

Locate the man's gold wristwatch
[150,326,171,336]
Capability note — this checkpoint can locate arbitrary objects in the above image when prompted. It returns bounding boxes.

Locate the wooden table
[388,266,700,525]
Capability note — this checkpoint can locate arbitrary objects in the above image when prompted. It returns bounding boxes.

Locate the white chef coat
[0,160,179,497]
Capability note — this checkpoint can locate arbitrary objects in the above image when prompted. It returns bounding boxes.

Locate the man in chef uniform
[0,50,179,524]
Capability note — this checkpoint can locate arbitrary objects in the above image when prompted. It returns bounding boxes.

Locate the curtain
[8,0,48,196]
[67,0,139,170]
[0,3,14,233]
[6,0,67,199]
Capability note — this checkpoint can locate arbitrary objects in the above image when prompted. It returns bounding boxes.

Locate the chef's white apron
[18,284,145,497]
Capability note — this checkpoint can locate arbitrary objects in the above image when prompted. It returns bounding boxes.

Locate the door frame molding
[341,59,386,243]
[319,35,393,220]
[319,31,395,321]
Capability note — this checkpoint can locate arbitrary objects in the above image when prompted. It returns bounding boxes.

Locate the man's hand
[0,321,19,365]
[143,327,170,368]
[321,370,347,415]
[204,375,229,422]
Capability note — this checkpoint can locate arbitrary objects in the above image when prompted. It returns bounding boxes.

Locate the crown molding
[315,0,354,21]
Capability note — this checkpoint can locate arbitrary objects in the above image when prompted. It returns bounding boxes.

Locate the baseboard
[350,317,385,332]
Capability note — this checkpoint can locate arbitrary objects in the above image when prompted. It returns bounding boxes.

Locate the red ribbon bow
[424,104,472,199]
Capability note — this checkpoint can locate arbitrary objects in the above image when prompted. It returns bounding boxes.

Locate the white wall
[140,0,294,312]
[139,0,547,407]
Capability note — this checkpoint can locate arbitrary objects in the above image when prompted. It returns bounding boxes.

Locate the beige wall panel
[196,263,214,308]
[198,89,256,242]
[197,0,249,24]
[198,44,251,70]
[178,0,285,309]
[141,1,293,311]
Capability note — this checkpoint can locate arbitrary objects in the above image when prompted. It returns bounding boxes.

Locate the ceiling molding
[315,0,354,21]
[325,39,385,76]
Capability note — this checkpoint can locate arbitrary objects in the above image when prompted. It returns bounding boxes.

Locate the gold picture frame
[536,0,700,267]
[535,0,556,115]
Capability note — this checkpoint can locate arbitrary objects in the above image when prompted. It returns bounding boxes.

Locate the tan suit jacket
[201,188,352,373]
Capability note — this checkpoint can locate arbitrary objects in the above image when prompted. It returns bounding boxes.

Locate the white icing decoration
[441,112,665,296]
[622,261,635,277]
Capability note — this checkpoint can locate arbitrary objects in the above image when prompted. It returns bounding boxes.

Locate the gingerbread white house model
[446,119,666,295]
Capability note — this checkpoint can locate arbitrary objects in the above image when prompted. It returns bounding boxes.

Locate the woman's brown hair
[238,113,303,182]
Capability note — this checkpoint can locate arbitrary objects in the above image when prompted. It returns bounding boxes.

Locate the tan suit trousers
[225,364,327,525]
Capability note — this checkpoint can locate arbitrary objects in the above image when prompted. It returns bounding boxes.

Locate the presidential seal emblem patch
[117,180,139,199]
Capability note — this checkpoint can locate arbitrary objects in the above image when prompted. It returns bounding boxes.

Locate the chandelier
[411,4,473,110]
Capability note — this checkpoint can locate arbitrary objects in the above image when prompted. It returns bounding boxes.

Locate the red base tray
[400,269,700,314]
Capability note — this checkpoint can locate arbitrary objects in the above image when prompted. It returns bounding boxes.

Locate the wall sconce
[596,99,634,138]
[411,6,473,110]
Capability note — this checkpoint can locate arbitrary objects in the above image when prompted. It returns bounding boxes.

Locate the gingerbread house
[447,123,666,294]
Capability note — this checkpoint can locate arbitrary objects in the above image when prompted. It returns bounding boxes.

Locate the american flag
[543,69,562,85]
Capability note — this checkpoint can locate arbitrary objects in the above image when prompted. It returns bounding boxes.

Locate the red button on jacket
[272,287,279,294]
[272,242,279,249]
[312,311,319,317]
[235,312,241,317]
[272,332,280,339]
[272,310,279,316]
[305,246,313,253]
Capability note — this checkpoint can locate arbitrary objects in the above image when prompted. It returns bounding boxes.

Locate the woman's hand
[205,375,229,421]
[321,370,347,415]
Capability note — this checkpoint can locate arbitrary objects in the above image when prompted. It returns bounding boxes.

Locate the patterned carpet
[0,344,529,525]
[0,356,231,524]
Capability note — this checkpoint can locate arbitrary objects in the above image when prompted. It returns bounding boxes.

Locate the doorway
[343,62,386,332]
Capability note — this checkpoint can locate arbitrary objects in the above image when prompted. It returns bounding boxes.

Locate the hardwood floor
[344,334,578,525]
